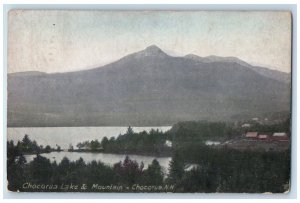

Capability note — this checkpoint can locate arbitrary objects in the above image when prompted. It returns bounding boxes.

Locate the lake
[24,151,172,174]
[7,126,172,173]
[7,126,172,149]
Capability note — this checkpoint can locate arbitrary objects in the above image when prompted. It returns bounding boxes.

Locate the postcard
[7,10,291,193]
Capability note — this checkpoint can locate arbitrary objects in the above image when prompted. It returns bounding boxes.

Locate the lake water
[7,126,172,173]
[7,126,172,149]
[24,151,172,174]
[205,141,221,146]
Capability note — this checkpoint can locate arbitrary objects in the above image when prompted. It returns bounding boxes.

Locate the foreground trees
[7,120,290,193]
[7,140,166,192]
[7,140,26,191]
[7,139,289,193]
[168,144,290,193]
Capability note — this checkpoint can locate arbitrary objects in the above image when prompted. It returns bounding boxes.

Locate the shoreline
[22,149,172,158]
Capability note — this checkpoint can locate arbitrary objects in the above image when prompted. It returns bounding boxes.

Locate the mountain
[8,45,291,127]
[185,54,290,83]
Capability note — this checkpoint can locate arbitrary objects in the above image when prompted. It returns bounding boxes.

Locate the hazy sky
[8,10,291,73]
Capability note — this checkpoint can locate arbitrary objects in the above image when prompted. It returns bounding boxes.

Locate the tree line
[7,140,290,193]
[76,126,171,156]
[7,134,61,155]
[7,120,290,193]
[8,141,164,192]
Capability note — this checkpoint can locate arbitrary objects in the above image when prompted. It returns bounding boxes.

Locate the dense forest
[75,120,290,154]
[7,120,291,193]
[75,127,171,156]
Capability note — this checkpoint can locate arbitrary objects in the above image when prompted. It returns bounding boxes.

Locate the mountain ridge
[8,45,291,127]
[9,45,290,83]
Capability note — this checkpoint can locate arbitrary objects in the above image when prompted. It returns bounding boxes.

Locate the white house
[165,140,172,147]
[241,123,251,128]
[273,132,287,137]
[272,132,289,141]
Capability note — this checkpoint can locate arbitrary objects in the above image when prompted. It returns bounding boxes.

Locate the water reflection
[24,151,172,175]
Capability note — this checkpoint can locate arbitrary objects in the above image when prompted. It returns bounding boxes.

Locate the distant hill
[8,45,291,127]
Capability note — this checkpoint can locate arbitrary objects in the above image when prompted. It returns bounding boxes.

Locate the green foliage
[126,126,134,135]
[101,137,109,149]
[28,155,53,184]
[168,145,290,193]
[90,140,101,151]
[20,134,40,153]
[167,152,184,185]
[113,156,143,185]
[170,121,239,145]
[142,159,164,185]
[7,121,291,193]
[7,141,27,191]
[11,135,56,155]
[78,127,171,155]
[7,142,165,192]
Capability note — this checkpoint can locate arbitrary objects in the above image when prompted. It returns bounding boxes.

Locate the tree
[90,139,101,151]
[76,142,85,150]
[57,157,72,184]
[45,145,51,153]
[113,156,142,185]
[101,137,109,149]
[7,141,27,191]
[22,134,32,146]
[32,140,40,153]
[68,144,74,151]
[56,144,61,151]
[126,126,134,135]
[28,155,53,185]
[143,159,164,185]
[21,134,33,152]
[168,152,184,184]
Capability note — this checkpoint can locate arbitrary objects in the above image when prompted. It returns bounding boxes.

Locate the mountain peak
[145,44,163,52]
[134,45,168,58]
